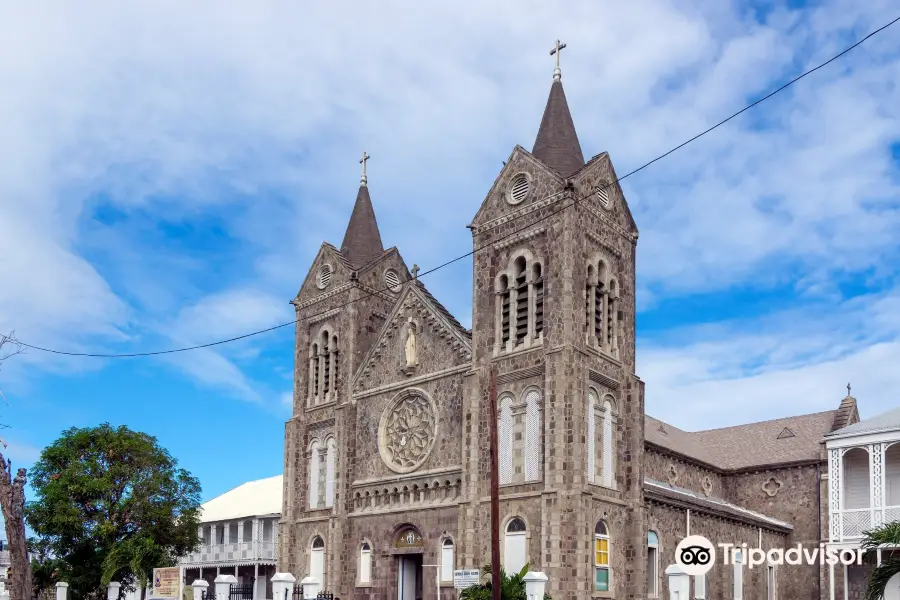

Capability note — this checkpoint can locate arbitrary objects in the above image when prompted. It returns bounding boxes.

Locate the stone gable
[353,284,471,393]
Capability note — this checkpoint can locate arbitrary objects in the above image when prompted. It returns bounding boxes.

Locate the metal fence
[229,585,253,600]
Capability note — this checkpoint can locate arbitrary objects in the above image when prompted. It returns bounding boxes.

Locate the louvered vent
[597,186,610,208]
[508,174,530,204]
[385,269,401,292]
[318,265,333,289]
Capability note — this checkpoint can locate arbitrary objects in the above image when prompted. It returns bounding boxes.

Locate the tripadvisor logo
[675,535,717,576]
[675,535,865,574]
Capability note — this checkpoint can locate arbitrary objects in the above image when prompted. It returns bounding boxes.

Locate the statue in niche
[405,318,418,367]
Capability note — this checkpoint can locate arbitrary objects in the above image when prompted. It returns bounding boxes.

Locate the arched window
[524,389,542,482]
[504,518,527,574]
[647,531,659,597]
[498,275,511,349]
[358,542,372,584]
[587,391,616,488]
[532,263,544,337]
[843,447,871,509]
[513,257,528,345]
[594,521,610,591]
[495,253,545,354]
[499,390,542,485]
[498,395,514,485]
[440,538,454,583]
[308,440,321,509]
[324,437,336,508]
[308,328,339,405]
[585,259,620,357]
[310,536,325,586]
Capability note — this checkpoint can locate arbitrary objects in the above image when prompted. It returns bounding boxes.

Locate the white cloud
[1,0,898,418]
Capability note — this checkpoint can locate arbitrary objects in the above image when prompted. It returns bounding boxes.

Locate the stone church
[280,55,866,600]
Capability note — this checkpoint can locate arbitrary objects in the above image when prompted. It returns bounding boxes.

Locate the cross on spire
[550,39,567,81]
[847,382,852,396]
[411,264,420,280]
[360,151,370,187]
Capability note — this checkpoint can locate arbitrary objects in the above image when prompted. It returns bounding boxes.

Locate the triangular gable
[353,282,472,392]
[292,243,354,304]
[571,153,639,236]
[468,145,566,229]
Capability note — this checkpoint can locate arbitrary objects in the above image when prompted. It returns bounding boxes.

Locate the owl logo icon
[675,535,716,576]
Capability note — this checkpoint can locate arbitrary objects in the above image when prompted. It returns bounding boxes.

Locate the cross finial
[549,39,567,81]
[411,264,419,280]
[360,151,370,187]
[847,382,852,396]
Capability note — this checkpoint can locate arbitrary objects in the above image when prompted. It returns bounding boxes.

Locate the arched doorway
[392,526,424,600]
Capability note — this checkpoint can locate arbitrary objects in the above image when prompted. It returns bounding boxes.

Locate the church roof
[644,479,793,532]
[532,79,585,178]
[646,410,838,471]
[198,475,282,522]
[825,406,900,439]
[414,280,470,339]
[340,185,385,268]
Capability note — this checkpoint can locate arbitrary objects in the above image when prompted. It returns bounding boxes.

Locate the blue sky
[1,0,899,516]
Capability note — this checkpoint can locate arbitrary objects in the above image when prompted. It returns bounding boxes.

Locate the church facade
[279,57,872,600]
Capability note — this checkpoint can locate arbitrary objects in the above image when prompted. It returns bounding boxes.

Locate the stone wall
[645,448,724,497]
[724,464,825,599]
[647,500,790,600]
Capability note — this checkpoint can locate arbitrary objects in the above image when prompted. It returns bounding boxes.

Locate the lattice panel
[602,400,614,488]
[587,392,596,483]
[873,443,884,510]
[885,507,900,523]
[524,390,542,482]
[841,510,871,538]
[308,442,321,510]
[325,439,336,508]
[499,398,513,485]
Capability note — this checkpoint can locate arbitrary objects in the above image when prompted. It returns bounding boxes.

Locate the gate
[229,584,254,600]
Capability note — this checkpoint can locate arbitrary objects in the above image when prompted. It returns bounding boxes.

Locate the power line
[17,14,900,359]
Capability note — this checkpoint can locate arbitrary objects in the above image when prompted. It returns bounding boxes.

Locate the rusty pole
[488,367,501,600]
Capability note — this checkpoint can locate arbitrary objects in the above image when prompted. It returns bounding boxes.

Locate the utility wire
[17,14,900,359]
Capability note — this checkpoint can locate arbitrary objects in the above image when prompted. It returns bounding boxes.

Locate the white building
[826,407,900,599]
[178,475,282,600]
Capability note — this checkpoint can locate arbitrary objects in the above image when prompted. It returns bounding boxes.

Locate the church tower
[281,156,411,585]
[461,41,646,598]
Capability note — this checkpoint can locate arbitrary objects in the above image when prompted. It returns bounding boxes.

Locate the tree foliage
[458,564,551,600]
[862,521,900,600]
[25,424,202,600]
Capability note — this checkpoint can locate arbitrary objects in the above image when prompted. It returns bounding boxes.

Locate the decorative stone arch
[308,533,327,588]
[308,323,338,405]
[585,253,612,290]
[593,518,612,592]
[520,385,543,482]
[378,388,438,474]
[390,523,426,555]
[497,392,517,485]
[439,532,456,583]
[357,537,375,585]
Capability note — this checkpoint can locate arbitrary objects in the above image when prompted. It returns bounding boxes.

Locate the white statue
[405,320,417,366]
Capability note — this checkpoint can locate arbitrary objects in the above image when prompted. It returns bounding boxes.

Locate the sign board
[153,567,180,599]
[453,569,481,589]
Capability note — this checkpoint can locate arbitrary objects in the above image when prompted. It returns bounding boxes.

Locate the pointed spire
[340,153,384,267]
[532,40,585,178]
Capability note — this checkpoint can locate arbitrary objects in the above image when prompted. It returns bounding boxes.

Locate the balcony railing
[836,506,900,539]
[180,541,276,564]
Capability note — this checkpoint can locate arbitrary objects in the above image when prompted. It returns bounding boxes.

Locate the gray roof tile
[532,80,585,178]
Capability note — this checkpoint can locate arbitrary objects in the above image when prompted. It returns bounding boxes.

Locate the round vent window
[385,269,401,292]
[317,264,333,289]
[507,173,531,205]
[597,185,611,209]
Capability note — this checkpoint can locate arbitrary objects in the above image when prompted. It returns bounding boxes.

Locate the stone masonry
[279,64,859,600]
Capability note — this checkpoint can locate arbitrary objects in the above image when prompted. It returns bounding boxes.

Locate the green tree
[863,521,900,600]
[458,564,551,600]
[25,424,202,600]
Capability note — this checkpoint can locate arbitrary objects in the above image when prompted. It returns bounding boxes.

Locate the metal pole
[489,368,500,600]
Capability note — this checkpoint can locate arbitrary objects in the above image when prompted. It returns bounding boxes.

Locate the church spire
[531,40,585,178]
[340,152,384,267]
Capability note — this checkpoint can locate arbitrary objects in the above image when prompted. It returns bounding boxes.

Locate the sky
[0,0,899,514]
